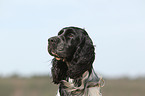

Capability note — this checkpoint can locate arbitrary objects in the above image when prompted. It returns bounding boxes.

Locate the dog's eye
[68,33,74,38]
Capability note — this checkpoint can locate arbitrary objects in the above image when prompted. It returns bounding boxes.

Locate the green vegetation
[0,76,144,96]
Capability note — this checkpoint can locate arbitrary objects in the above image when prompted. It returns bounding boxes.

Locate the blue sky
[0,0,145,78]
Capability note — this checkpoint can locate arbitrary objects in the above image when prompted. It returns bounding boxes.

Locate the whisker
[43,59,52,67]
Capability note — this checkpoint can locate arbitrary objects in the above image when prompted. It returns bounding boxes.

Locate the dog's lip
[51,51,65,61]
[51,52,58,57]
[51,52,59,58]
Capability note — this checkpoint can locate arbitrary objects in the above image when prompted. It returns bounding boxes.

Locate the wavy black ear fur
[51,58,68,84]
[67,30,95,79]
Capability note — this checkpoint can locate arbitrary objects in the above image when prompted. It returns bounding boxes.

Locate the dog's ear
[67,31,95,79]
[51,58,68,84]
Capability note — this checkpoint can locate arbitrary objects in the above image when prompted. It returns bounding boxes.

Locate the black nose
[48,37,57,44]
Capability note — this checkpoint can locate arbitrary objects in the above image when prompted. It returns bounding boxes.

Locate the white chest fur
[56,69,104,96]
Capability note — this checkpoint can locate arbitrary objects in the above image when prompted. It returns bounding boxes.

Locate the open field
[0,75,145,96]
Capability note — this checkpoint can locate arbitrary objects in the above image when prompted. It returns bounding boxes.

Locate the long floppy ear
[51,58,68,84]
[67,32,95,79]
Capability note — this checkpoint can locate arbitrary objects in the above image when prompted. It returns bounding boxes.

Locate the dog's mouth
[48,45,62,61]
[51,52,61,60]
[51,51,65,61]
[48,44,66,62]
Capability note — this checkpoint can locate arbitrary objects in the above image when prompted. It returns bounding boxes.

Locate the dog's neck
[58,69,104,96]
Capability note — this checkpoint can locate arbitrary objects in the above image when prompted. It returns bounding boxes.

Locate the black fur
[51,58,68,84]
[48,27,95,95]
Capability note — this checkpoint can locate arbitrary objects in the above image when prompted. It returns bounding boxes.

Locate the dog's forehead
[57,27,89,38]
[58,29,64,35]
[58,28,66,35]
[58,28,75,35]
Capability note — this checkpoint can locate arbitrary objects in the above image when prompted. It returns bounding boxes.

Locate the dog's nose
[48,37,57,44]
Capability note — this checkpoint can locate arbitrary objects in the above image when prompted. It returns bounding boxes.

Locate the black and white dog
[48,27,104,96]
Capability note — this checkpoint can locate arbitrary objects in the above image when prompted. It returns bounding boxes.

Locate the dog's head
[48,27,95,84]
[48,27,89,61]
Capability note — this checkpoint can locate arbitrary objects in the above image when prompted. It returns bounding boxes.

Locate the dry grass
[102,78,145,96]
[0,76,145,96]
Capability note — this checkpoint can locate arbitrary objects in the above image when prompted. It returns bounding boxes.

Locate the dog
[48,27,104,96]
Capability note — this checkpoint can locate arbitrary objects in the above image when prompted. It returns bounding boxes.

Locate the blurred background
[0,0,145,96]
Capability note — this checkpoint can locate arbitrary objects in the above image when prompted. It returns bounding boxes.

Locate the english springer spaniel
[48,27,104,96]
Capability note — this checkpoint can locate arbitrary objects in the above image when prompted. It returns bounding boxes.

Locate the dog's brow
[64,29,67,32]
[58,29,68,35]
[65,29,76,35]
[58,30,64,35]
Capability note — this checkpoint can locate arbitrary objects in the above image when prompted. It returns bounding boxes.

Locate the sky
[0,0,145,78]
